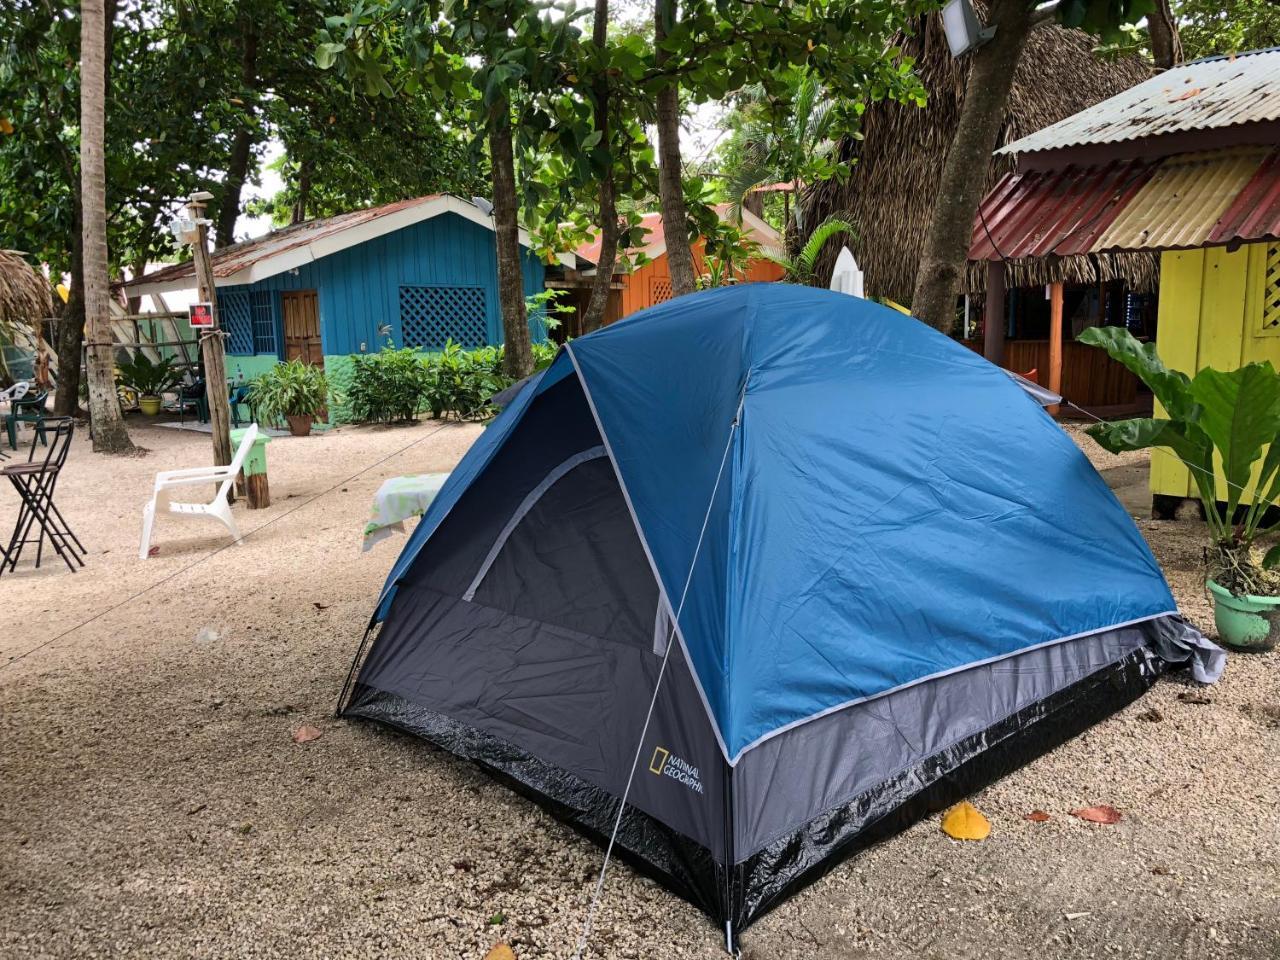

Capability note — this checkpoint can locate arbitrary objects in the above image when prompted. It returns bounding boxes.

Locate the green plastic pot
[1207,579,1280,652]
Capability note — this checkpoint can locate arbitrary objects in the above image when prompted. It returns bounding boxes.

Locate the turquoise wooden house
[128,194,563,421]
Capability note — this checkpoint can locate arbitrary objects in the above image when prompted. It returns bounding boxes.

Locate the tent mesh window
[650,277,673,304]
[216,288,255,355]
[399,285,487,349]
[249,290,278,354]
[1263,244,1280,336]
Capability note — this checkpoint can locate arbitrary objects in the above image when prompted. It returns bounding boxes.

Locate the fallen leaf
[1024,810,1051,822]
[483,945,515,960]
[1175,87,1202,100]
[1136,707,1164,722]
[292,725,323,744]
[148,545,160,557]
[1150,864,1170,875]
[1071,805,1121,824]
[313,602,331,610]
[941,801,990,840]
[1177,691,1211,705]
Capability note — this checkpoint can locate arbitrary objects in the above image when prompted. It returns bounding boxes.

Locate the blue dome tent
[340,285,1220,942]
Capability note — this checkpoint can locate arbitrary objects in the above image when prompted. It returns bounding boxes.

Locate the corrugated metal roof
[1211,149,1280,244]
[999,48,1280,155]
[131,195,444,289]
[1098,148,1266,249]
[574,204,781,265]
[969,148,1280,259]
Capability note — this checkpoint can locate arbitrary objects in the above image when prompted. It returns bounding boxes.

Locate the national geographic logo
[648,746,704,794]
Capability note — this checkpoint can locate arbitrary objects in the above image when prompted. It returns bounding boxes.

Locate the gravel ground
[1,418,1276,960]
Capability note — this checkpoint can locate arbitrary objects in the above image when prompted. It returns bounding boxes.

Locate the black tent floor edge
[342,646,1167,937]
[731,646,1164,928]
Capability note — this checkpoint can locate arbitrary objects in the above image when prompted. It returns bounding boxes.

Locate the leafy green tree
[1177,0,1280,58]
[718,70,851,234]
[911,0,1157,334]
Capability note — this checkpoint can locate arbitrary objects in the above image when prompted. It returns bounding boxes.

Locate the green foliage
[1080,327,1280,594]
[247,359,330,420]
[347,345,431,423]
[422,342,507,421]
[1177,0,1280,57]
[346,340,558,424]
[764,216,856,284]
[696,219,760,289]
[115,353,181,398]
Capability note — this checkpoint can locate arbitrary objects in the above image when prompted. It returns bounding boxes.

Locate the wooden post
[186,194,234,485]
[1048,280,1064,417]
[983,260,1006,366]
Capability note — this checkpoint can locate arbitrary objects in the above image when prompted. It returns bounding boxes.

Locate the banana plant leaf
[1189,363,1280,517]
[1077,326,1201,422]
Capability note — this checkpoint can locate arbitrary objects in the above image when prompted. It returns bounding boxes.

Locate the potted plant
[116,353,181,415]
[1080,326,1280,651]
[248,359,329,437]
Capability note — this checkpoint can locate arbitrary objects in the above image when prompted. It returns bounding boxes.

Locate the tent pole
[335,619,378,717]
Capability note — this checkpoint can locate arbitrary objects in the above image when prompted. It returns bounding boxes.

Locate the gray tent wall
[342,365,1197,933]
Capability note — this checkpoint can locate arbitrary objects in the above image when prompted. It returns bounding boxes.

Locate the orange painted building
[550,205,785,336]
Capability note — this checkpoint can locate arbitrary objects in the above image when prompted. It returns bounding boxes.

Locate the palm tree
[81,0,133,453]
[723,72,839,234]
[764,216,856,285]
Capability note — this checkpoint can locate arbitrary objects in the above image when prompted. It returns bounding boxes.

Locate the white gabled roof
[128,194,573,297]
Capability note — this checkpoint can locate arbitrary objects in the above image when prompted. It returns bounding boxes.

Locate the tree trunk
[582,0,618,334]
[1148,0,1183,70]
[80,0,133,454]
[910,0,1032,334]
[654,0,697,297]
[214,19,260,247]
[488,108,532,379]
[291,162,312,225]
[54,204,85,417]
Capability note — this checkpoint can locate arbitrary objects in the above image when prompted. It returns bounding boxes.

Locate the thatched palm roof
[0,250,52,342]
[803,12,1158,301]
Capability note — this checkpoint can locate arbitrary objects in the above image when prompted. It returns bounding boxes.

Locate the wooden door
[282,290,321,365]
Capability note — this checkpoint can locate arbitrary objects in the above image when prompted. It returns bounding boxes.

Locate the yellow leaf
[0,116,14,135]
[484,945,515,960]
[941,801,990,841]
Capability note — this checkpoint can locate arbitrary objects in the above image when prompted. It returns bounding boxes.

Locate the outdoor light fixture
[941,0,995,58]
[169,215,200,246]
[472,196,495,217]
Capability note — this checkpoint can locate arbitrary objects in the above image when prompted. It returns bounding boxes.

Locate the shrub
[347,339,566,424]
[247,359,329,420]
[422,341,507,421]
[347,345,430,423]
[116,353,181,398]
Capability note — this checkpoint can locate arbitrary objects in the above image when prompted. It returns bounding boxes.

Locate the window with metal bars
[216,289,255,355]
[250,290,278,354]
[399,285,488,349]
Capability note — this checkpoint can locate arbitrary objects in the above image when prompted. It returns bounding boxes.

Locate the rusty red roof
[969,148,1280,260]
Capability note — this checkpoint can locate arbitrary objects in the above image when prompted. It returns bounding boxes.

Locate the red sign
[189,301,214,328]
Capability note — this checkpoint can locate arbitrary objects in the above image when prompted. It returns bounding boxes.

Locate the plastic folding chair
[5,387,49,450]
[139,423,259,558]
[0,417,84,575]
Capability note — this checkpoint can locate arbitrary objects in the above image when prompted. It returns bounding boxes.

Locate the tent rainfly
[339,285,1222,944]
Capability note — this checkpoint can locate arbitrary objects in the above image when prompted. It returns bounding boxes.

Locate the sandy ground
[0,418,1276,960]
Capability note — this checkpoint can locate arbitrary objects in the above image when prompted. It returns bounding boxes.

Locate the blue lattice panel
[216,289,256,355]
[249,290,278,354]
[399,285,488,349]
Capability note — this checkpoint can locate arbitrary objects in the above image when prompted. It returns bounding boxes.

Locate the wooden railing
[959,339,1139,407]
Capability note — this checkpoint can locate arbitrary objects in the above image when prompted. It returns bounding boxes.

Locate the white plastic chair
[139,424,259,558]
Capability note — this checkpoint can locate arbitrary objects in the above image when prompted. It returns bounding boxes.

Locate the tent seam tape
[564,342,736,764]
[726,609,1178,766]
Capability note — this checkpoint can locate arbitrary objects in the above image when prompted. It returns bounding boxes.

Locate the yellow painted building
[1152,242,1280,500]
[969,47,1280,514]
